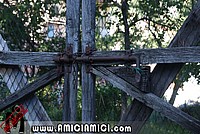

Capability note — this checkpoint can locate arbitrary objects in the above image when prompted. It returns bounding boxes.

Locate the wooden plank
[92,46,200,64]
[1,46,200,66]
[62,0,80,121]
[0,69,63,112]
[119,1,200,133]
[92,67,200,133]
[67,0,80,122]
[82,0,96,122]
[0,34,52,125]
[0,51,57,66]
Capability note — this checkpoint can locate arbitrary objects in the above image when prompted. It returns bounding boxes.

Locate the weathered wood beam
[0,69,63,112]
[63,0,80,121]
[1,46,200,66]
[119,1,200,133]
[0,51,57,66]
[82,0,96,122]
[93,46,200,64]
[92,67,200,133]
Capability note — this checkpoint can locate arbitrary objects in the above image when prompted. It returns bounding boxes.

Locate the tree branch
[110,0,121,8]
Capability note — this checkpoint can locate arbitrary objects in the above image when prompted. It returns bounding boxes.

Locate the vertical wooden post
[82,0,96,121]
[63,0,80,121]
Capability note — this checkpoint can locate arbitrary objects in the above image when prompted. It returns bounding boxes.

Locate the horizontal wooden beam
[0,51,58,66]
[93,46,200,64]
[92,67,200,133]
[1,46,200,66]
[0,69,63,112]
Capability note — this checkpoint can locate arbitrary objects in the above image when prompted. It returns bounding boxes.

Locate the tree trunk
[169,73,184,105]
[121,0,130,119]
[169,81,181,105]
[169,81,182,105]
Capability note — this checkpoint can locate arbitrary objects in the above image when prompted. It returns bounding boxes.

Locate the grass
[140,120,191,134]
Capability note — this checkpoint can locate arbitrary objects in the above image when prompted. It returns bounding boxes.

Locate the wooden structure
[0,0,200,133]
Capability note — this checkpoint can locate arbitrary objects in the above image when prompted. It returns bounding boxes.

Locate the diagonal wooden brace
[92,67,200,134]
[0,69,63,112]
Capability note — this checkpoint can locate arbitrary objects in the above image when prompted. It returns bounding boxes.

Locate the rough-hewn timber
[1,46,200,66]
[0,51,57,66]
[82,0,96,122]
[93,46,200,65]
[63,0,80,121]
[92,67,200,134]
[0,69,63,112]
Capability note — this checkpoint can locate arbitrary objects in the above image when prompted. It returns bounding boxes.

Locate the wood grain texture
[81,0,96,122]
[1,46,200,66]
[119,1,200,133]
[107,67,140,88]
[0,51,57,66]
[92,67,200,134]
[0,69,63,112]
[93,46,200,65]
[63,0,80,121]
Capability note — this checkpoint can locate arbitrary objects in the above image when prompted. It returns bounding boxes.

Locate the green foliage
[0,77,12,121]
[96,0,193,50]
[140,102,200,134]
[0,0,66,120]
[95,80,122,121]
[180,102,200,120]
[0,0,65,52]
[140,111,191,134]
[36,81,63,121]
[140,120,191,134]
[183,63,200,84]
